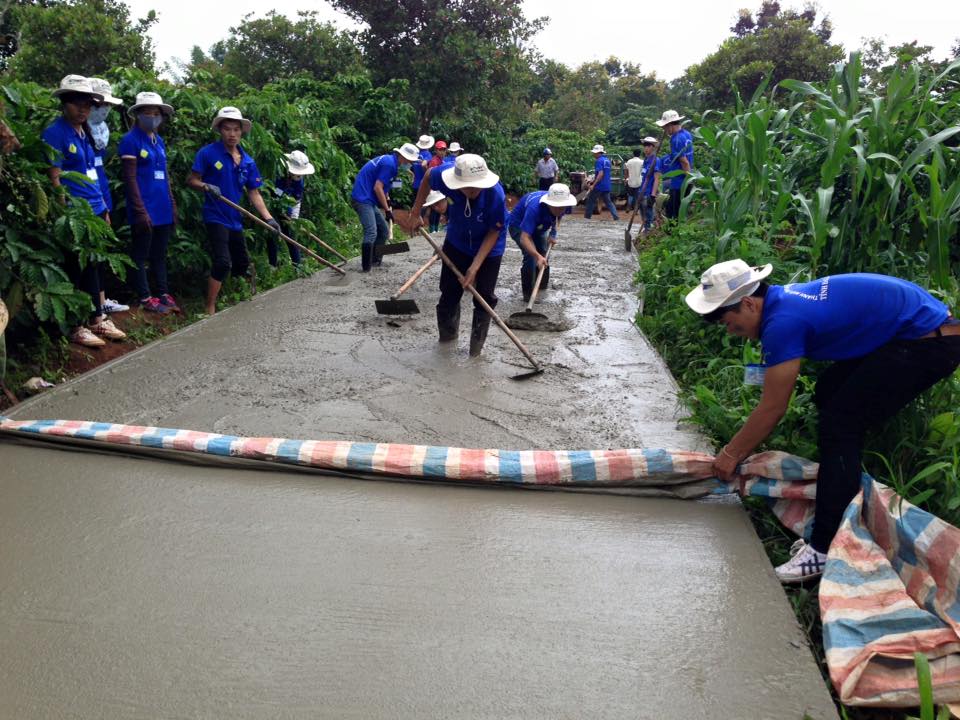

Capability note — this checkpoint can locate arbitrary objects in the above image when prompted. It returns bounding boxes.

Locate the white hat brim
[288,163,315,176]
[129,102,174,117]
[440,165,499,190]
[656,115,686,127]
[213,117,252,133]
[53,88,104,101]
[416,137,435,149]
[424,191,447,208]
[684,264,772,314]
[394,147,420,162]
[541,194,576,208]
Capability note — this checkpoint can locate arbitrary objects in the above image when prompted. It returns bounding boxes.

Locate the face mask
[138,114,163,132]
[89,120,110,150]
[88,106,110,125]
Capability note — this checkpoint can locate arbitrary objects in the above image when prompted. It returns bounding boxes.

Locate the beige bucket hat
[52,75,103,101]
[441,153,499,190]
[416,134,435,149]
[424,190,447,207]
[591,144,605,154]
[212,106,252,133]
[128,91,174,116]
[88,78,123,106]
[541,183,577,207]
[685,259,773,315]
[656,109,686,126]
[394,143,421,162]
[284,150,315,175]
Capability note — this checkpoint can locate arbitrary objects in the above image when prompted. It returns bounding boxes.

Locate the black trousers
[810,334,960,552]
[130,223,171,299]
[665,186,684,219]
[538,177,555,191]
[437,241,502,317]
[206,223,249,282]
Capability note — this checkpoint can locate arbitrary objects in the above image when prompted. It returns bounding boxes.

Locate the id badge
[391,180,402,189]
[86,167,99,181]
[154,170,165,180]
[94,156,104,167]
[744,363,767,386]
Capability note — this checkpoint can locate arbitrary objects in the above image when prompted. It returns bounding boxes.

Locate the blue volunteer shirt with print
[507,190,568,239]
[429,169,507,258]
[663,128,694,190]
[42,117,108,215]
[411,149,431,190]
[351,153,400,206]
[275,176,305,218]
[760,274,949,367]
[118,126,174,226]
[191,142,263,230]
[639,155,661,196]
[594,154,612,192]
[93,146,113,212]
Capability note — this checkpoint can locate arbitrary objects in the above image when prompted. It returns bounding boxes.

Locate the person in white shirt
[623,148,645,212]
[534,148,558,191]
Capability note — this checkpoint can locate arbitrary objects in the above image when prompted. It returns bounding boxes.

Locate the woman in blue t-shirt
[269,150,315,269]
[119,92,178,315]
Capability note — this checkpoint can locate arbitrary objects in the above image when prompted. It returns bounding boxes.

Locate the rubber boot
[436,304,460,342]
[520,265,534,303]
[469,309,492,357]
[361,244,373,272]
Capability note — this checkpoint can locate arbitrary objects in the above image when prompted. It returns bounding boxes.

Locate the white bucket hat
[642,136,659,145]
[441,153,499,190]
[685,259,773,315]
[541,183,577,208]
[423,190,447,208]
[591,144,605,154]
[128,91,174,117]
[284,150,315,176]
[212,106,252,133]
[88,78,122,106]
[394,143,421,162]
[416,134,435,149]
[52,75,103,101]
[656,109,686,127]
[448,142,462,154]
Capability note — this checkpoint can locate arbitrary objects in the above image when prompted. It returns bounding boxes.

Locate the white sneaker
[774,540,828,584]
[89,316,127,341]
[70,326,106,348]
[102,298,130,313]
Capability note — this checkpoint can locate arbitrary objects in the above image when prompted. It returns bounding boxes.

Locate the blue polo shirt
[429,170,507,258]
[639,155,661,196]
[275,176,305,218]
[412,149,431,190]
[351,153,399,206]
[191,142,263,230]
[593,154,612,191]
[507,191,568,239]
[663,128,694,190]
[41,117,107,215]
[118,126,174,226]
[760,274,949,367]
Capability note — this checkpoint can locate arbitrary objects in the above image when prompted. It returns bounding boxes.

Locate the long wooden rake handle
[303,227,348,263]
[525,243,552,312]
[392,253,439,300]
[418,228,542,373]
[217,195,346,276]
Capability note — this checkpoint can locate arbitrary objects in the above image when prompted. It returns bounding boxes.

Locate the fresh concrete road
[1,217,838,719]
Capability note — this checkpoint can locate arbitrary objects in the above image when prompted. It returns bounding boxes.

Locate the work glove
[266,218,281,234]
[203,183,222,199]
[384,209,394,223]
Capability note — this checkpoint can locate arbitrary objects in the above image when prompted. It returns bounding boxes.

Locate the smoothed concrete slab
[3,218,837,719]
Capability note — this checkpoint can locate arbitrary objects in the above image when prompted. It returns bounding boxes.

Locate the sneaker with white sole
[89,316,127,341]
[159,293,180,312]
[70,326,106,348]
[102,298,130,313]
[141,297,171,314]
[775,539,828,584]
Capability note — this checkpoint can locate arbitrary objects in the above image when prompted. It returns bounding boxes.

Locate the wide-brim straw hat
[394,143,421,162]
[52,75,103,102]
[284,150,315,176]
[441,153,499,190]
[128,91,174,117]
[656,109,686,127]
[88,78,123,106]
[424,190,447,208]
[685,259,773,315]
[541,183,577,207]
[212,106,252,134]
[416,134,435,149]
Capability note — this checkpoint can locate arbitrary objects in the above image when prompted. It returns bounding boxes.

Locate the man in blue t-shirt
[656,110,694,220]
[637,137,662,231]
[583,144,619,221]
[686,260,960,583]
[351,143,419,272]
[507,183,576,301]
[187,106,280,315]
[407,153,507,356]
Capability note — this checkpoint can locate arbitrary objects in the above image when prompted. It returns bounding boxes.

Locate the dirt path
[1,217,838,719]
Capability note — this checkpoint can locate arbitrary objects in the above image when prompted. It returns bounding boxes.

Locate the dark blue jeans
[584,189,619,220]
[353,200,388,250]
[509,225,549,279]
[130,223,171,300]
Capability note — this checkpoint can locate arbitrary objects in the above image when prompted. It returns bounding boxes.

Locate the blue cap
[543,147,552,155]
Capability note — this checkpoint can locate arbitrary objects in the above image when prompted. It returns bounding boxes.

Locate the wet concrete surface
[2,218,838,718]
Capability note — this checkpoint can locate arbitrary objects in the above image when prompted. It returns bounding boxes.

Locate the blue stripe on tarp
[746,478,774,498]
[894,506,935,567]
[498,450,522,483]
[275,440,304,463]
[138,428,183,448]
[568,451,597,482]
[77,422,114,438]
[780,455,808,481]
[18,419,58,433]
[945,598,960,624]
[824,557,902,587]
[203,434,237,455]
[346,443,377,472]
[422,445,448,478]
[642,448,673,475]
[824,608,948,651]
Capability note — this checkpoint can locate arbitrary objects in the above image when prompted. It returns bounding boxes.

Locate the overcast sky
[127,0,960,82]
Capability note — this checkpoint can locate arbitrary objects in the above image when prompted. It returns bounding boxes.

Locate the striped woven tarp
[2,416,959,708]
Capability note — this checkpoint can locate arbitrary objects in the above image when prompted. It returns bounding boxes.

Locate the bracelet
[720,446,739,461]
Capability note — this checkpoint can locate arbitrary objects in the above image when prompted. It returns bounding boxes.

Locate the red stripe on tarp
[532,450,561,484]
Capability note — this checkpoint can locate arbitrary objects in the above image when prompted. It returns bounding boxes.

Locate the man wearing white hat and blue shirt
[686,260,960,583]
[350,142,420,272]
[412,135,434,197]
[507,183,576,301]
[408,153,507,356]
[657,109,694,220]
[583,144,619,221]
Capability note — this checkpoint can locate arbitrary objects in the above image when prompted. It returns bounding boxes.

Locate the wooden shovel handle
[304,228,348,263]
[392,253,438,300]
[216,195,346,276]
[418,228,542,373]
[526,242,553,312]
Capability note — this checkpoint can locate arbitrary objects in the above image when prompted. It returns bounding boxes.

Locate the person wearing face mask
[407,153,507,356]
[42,75,126,348]
[118,92,179,315]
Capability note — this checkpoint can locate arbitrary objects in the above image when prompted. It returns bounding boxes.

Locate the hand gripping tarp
[1,417,959,708]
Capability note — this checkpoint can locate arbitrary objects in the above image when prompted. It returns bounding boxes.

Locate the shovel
[418,228,544,381]
[624,200,640,251]
[217,196,346,276]
[375,218,410,258]
[375,253,439,315]
[506,244,558,331]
